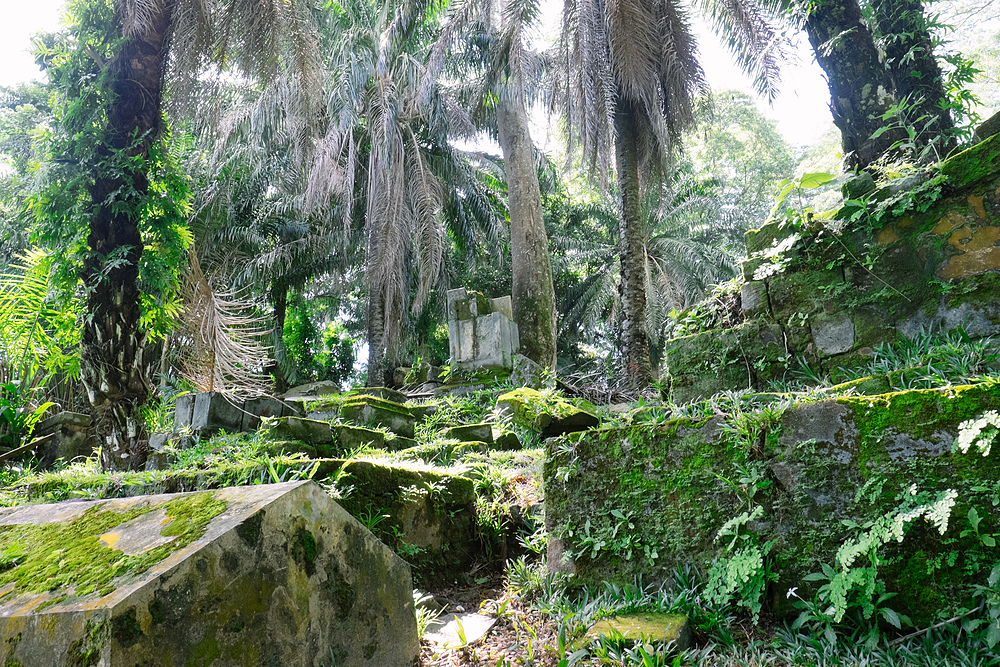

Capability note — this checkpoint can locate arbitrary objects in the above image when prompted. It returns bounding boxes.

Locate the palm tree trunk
[869,0,955,158]
[82,0,175,471]
[496,96,558,370]
[614,98,652,386]
[803,0,904,171]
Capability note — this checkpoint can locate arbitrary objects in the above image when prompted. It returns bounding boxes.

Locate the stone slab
[172,394,195,431]
[444,423,494,443]
[0,481,419,667]
[340,397,416,439]
[240,396,285,432]
[268,417,335,445]
[424,612,497,648]
[191,392,245,435]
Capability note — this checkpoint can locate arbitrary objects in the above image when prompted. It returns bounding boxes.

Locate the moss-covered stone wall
[662,134,1000,404]
[544,384,1000,624]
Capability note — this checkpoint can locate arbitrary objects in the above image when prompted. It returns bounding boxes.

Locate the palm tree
[555,0,784,386]
[558,174,738,369]
[428,0,559,369]
[37,0,322,470]
[304,0,506,385]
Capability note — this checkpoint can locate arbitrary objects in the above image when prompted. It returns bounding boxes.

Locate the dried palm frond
[179,250,269,396]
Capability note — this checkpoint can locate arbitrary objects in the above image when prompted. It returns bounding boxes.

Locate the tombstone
[190,391,245,435]
[31,411,97,468]
[0,481,419,667]
[446,288,520,370]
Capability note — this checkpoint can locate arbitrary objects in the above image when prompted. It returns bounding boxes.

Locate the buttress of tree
[180,250,269,396]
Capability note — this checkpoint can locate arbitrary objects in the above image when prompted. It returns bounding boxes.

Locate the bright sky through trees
[1,0,833,146]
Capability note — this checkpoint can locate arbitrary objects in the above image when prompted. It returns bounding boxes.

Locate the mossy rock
[333,425,385,451]
[267,417,334,445]
[444,423,493,443]
[339,396,416,439]
[570,613,691,653]
[940,132,1000,189]
[497,388,598,437]
[545,384,1000,625]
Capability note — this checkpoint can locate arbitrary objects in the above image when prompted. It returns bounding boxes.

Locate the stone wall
[662,134,1000,404]
[544,385,1000,624]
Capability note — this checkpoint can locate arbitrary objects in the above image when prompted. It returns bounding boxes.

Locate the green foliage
[30,0,192,337]
[954,410,1000,457]
[0,384,54,451]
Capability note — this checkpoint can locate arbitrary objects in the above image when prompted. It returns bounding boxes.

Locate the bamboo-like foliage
[179,250,269,395]
[0,249,81,390]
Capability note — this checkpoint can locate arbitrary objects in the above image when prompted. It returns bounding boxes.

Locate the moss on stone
[940,133,1000,188]
[0,491,226,603]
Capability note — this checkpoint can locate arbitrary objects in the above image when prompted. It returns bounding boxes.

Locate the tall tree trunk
[613,98,652,386]
[870,0,955,158]
[83,1,174,471]
[803,0,904,172]
[270,280,292,393]
[496,96,558,370]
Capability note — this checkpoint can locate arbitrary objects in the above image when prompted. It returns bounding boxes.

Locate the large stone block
[0,481,419,666]
[240,396,285,432]
[544,385,1000,625]
[446,288,520,370]
[191,392,245,435]
[339,395,416,439]
[31,411,96,468]
[172,394,195,431]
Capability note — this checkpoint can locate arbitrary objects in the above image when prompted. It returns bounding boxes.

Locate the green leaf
[969,506,981,530]
[880,607,902,629]
[987,620,1000,649]
[798,172,837,189]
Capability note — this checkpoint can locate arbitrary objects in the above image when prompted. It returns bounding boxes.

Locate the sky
[0,0,834,147]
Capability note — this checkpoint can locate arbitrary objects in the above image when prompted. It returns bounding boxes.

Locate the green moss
[185,634,221,667]
[67,619,107,667]
[940,132,1000,188]
[0,491,226,603]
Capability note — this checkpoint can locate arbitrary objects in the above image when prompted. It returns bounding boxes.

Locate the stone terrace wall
[662,134,1000,404]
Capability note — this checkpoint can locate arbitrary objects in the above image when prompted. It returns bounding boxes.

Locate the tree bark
[869,0,955,158]
[803,0,904,172]
[496,96,558,370]
[83,0,175,471]
[613,98,652,386]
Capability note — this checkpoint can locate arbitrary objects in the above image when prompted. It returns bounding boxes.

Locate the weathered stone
[842,171,876,200]
[976,110,1000,140]
[408,403,439,421]
[424,612,497,648]
[330,460,478,582]
[340,395,416,439]
[349,386,410,404]
[494,431,521,451]
[740,281,769,318]
[240,396,285,432]
[444,423,494,443]
[0,481,419,667]
[31,411,97,468]
[510,353,554,389]
[447,288,520,370]
[497,388,599,437]
[268,417,335,445]
[191,392,245,435]
[572,613,690,653]
[333,424,386,450]
[811,312,856,356]
[173,394,195,430]
[544,385,1000,625]
[283,380,342,397]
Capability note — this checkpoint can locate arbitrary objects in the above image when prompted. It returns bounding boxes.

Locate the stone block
[349,386,409,404]
[31,411,97,468]
[283,380,342,398]
[191,392,245,435]
[334,425,386,450]
[0,481,419,666]
[173,394,195,430]
[811,312,856,356]
[339,396,416,438]
[497,388,599,437]
[444,423,494,443]
[447,288,520,370]
[240,396,285,432]
[740,281,769,318]
[268,417,335,445]
[510,354,554,389]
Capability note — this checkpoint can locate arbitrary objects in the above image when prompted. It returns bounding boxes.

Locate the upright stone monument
[0,481,419,666]
[446,288,520,370]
